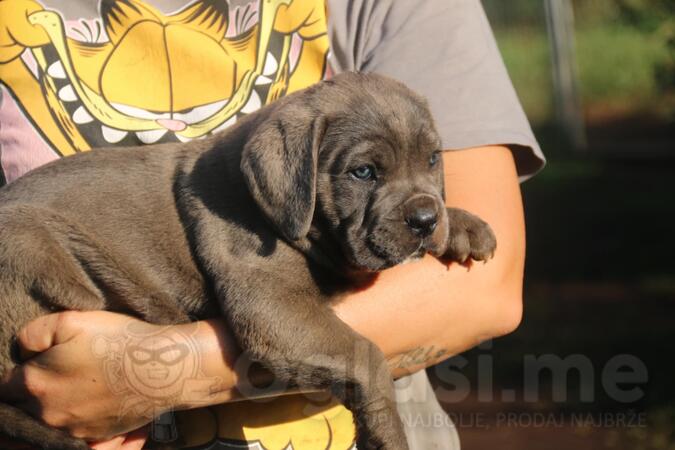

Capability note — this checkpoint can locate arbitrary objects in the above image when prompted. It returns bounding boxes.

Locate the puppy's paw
[355,399,409,450]
[443,208,497,263]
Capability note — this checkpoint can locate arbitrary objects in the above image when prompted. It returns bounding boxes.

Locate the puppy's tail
[0,403,91,450]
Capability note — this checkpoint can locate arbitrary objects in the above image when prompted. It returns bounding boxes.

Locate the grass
[491,24,673,125]
[491,28,553,124]
[575,24,672,112]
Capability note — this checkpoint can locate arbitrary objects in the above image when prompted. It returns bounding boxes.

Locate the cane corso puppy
[0,72,496,449]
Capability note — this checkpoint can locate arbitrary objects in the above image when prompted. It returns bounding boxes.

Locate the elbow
[491,287,523,337]
[487,229,526,338]
[485,262,525,339]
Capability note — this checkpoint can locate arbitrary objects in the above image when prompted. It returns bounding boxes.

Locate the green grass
[492,28,553,124]
[492,24,673,125]
[575,24,671,106]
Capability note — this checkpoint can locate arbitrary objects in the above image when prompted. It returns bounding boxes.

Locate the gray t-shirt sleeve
[327,0,545,180]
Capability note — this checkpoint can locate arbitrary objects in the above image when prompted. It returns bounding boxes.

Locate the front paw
[443,208,497,263]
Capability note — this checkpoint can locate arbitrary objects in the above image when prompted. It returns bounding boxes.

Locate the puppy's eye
[350,165,376,181]
[429,151,441,167]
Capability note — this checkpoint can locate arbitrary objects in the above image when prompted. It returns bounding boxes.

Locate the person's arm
[0,145,524,441]
[339,146,524,375]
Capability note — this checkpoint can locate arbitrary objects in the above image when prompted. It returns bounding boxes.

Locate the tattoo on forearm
[390,345,448,369]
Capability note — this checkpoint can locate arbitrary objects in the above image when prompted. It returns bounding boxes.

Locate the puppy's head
[241,72,448,271]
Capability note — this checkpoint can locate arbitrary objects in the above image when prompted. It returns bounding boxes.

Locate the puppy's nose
[404,195,439,238]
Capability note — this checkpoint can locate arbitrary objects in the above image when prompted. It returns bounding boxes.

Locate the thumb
[90,435,126,450]
[16,312,82,360]
[120,426,150,450]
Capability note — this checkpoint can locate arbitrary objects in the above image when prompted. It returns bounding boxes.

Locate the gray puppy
[0,72,496,450]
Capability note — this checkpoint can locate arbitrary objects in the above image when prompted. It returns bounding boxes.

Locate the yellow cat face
[0,0,329,155]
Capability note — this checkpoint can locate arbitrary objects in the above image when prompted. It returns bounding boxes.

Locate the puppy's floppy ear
[241,105,326,241]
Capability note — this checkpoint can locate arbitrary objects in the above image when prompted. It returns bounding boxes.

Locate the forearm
[337,250,523,377]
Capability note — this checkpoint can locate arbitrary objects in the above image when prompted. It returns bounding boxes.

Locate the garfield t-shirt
[0,0,332,185]
[0,0,543,187]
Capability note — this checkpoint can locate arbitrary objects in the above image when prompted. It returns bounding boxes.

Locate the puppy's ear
[241,106,325,241]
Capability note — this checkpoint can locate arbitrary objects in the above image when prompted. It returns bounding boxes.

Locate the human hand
[0,311,212,442]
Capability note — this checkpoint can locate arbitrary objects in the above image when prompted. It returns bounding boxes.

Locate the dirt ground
[460,422,636,450]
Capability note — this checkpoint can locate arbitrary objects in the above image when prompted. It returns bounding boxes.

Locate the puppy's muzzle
[403,194,439,238]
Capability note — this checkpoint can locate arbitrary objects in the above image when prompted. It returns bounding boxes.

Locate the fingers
[90,436,126,450]
[121,427,149,450]
[16,312,80,360]
[90,427,148,450]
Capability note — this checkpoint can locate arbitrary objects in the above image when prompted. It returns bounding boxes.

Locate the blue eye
[350,165,375,181]
[430,151,441,166]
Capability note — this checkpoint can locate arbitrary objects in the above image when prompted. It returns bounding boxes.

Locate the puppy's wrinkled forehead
[317,73,441,151]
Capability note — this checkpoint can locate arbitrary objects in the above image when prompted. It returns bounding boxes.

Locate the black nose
[406,209,438,237]
[404,196,439,238]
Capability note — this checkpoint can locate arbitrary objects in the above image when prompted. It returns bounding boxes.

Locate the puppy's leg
[0,208,189,449]
[0,206,190,324]
[218,273,409,450]
[443,207,497,263]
